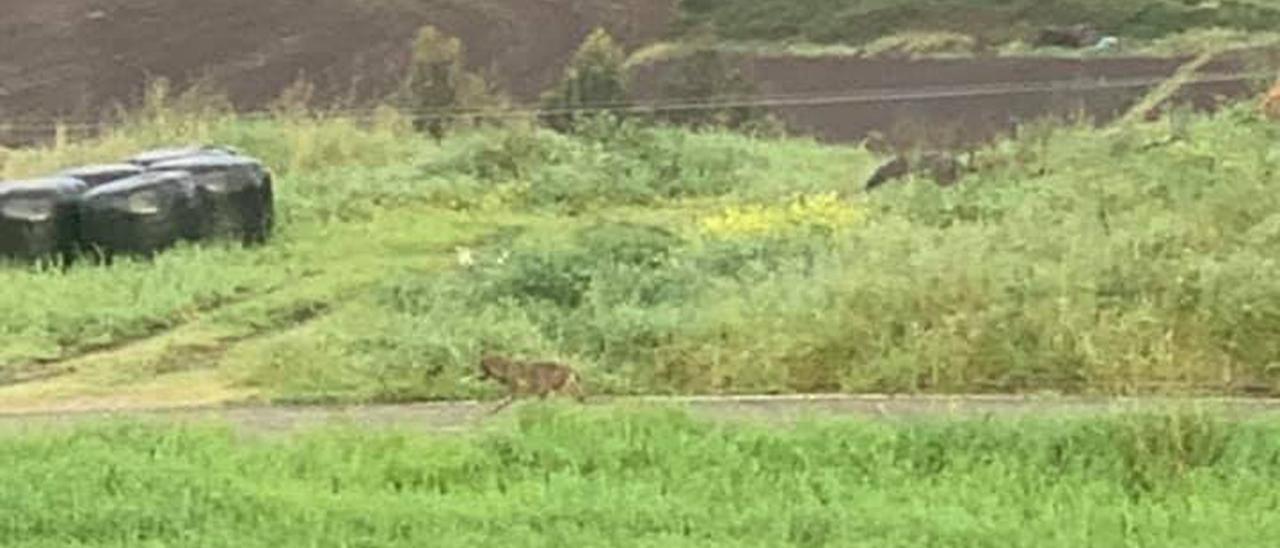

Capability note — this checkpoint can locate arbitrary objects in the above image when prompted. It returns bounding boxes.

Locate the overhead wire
[0,68,1268,134]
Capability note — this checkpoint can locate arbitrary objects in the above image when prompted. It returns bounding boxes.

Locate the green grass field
[2,407,1279,546]
[2,87,1279,408]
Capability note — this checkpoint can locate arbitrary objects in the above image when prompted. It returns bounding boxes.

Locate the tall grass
[2,408,1279,546]
[0,80,417,181]
[259,103,1280,401]
[3,83,1278,403]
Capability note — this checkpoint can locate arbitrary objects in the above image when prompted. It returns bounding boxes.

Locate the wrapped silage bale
[77,171,210,258]
[148,153,274,245]
[0,177,87,262]
[58,163,144,188]
[126,145,238,168]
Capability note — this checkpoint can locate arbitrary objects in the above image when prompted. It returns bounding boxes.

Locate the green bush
[863,31,981,58]
[652,46,780,133]
[540,28,630,132]
[397,25,506,142]
[416,121,755,210]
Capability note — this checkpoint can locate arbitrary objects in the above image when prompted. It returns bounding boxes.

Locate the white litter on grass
[1093,36,1120,52]
[455,246,476,268]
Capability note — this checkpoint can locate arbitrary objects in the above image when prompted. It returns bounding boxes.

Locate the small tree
[657,45,776,133]
[401,25,466,141]
[540,28,630,132]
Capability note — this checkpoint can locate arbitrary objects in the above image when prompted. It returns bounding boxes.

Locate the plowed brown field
[0,0,676,118]
[0,0,1270,147]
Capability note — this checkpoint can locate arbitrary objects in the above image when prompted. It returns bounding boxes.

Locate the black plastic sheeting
[0,177,87,261]
[149,154,275,245]
[1,144,275,266]
[59,163,144,188]
[77,171,210,258]
[126,145,239,168]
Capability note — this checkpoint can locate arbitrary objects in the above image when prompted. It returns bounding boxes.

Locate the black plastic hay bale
[126,145,239,168]
[58,163,144,188]
[77,171,211,259]
[149,154,274,245]
[0,177,87,262]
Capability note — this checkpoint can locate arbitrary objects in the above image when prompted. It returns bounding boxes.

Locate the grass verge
[1,407,1279,546]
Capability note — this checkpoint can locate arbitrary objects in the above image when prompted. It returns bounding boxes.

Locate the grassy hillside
[3,408,1280,546]
[1,89,1279,408]
[675,0,1280,52]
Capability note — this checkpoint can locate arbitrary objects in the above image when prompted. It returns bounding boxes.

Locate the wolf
[477,353,587,414]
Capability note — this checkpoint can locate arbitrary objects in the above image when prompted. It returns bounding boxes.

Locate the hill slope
[0,0,675,120]
[675,0,1280,49]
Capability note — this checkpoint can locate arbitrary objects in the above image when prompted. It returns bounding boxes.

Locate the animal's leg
[489,393,517,415]
[564,376,587,403]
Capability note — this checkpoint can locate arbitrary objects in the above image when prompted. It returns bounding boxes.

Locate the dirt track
[3,395,1279,435]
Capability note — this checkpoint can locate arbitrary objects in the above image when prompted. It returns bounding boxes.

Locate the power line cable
[0,69,1267,133]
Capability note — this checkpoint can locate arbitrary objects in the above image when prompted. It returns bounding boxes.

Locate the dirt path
[3,394,1279,435]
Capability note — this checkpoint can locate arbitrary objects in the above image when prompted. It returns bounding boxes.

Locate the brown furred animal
[1262,79,1280,121]
[478,353,587,414]
[1033,24,1101,49]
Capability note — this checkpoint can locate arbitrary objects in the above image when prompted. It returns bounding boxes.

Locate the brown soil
[632,50,1275,148]
[0,0,677,120]
[0,1,1271,147]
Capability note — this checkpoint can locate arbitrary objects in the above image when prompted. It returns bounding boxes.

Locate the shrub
[416,121,753,210]
[862,31,981,58]
[399,25,504,141]
[540,28,630,132]
[653,46,780,133]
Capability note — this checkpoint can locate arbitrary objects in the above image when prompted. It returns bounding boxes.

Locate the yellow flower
[698,192,860,239]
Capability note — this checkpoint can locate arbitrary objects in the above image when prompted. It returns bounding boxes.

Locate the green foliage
[3,410,1280,546]
[400,25,503,141]
[417,119,759,211]
[540,28,630,132]
[3,86,1280,405]
[654,46,781,134]
[282,105,1280,401]
[675,0,1280,48]
[862,31,982,58]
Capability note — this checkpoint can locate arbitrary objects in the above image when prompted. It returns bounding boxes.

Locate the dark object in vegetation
[77,171,209,259]
[864,156,911,191]
[918,152,962,187]
[58,163,144,188]
[478,353,587,414]
[1034,24,1102,49]
[149,155,275,245]
[126,146,237,168]
[864,152,964,191]
[0,177,87,262]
